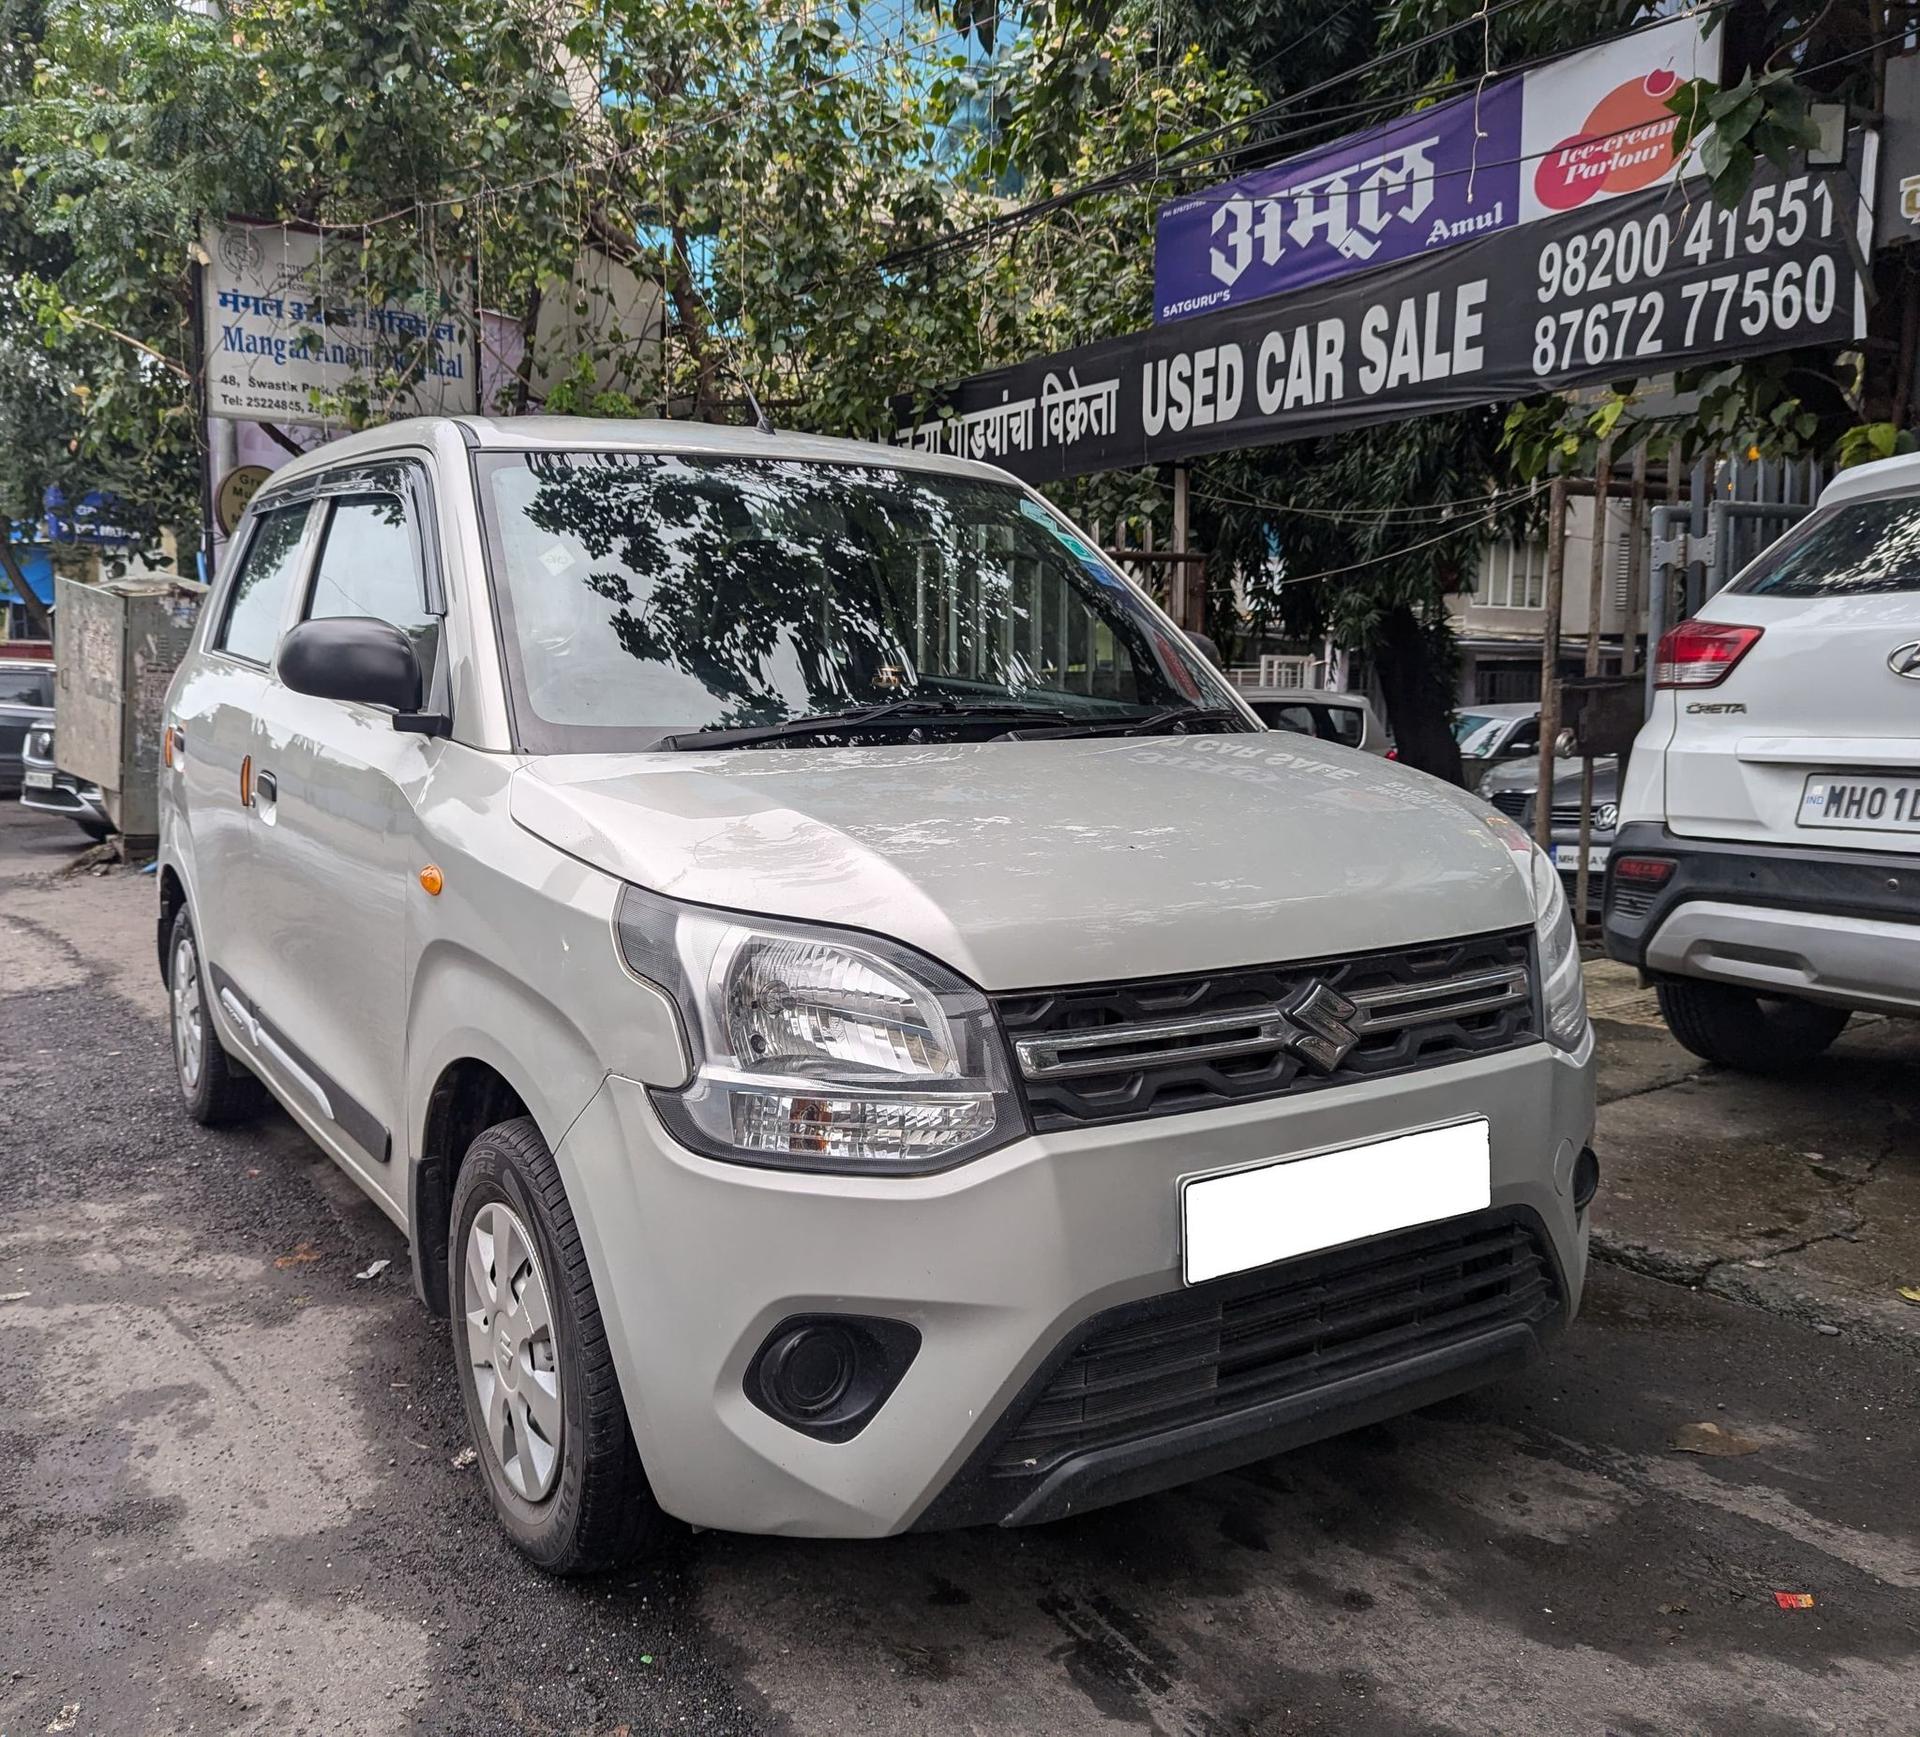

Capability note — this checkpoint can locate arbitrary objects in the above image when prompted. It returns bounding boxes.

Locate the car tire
[168,906,268,1125]
[76,817,114,843]
[1655,977,1851,1072]
[449,1116,670,1574]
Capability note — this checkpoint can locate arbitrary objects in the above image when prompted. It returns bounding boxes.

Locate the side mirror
[277,616,423,716]
[1184,629,1224,668]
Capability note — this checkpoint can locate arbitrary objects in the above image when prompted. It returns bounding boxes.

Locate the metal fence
[1644,452,1827,709]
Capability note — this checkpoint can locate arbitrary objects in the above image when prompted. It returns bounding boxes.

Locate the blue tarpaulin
[1,541,55,605]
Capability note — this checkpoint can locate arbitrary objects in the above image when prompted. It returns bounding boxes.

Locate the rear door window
[1732,496,1920,597]
[216,503,312,664]
[1252,700,1316,735]
[1318,703,1364,748]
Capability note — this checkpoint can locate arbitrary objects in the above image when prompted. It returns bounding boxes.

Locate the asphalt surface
[1,798,1916,1736]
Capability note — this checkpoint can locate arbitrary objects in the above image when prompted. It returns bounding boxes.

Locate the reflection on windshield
[1734,497,1920,598]
[476,452,1228,751]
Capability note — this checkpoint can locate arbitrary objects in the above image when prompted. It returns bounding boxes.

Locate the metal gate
[1643,453,1827,708]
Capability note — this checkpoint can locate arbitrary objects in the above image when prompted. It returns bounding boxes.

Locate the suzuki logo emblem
[1889,640,1920,680]
[1284,981,1362,1074]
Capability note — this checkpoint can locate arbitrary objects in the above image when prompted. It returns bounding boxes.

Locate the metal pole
[1645,504,1676,717]
[1624,443,1649,669]
[1171,464,1191,628]
[189,260,216,582]
[1532,473,1569,853]
[1575,442,1612,930]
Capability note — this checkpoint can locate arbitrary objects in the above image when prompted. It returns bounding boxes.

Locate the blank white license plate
[22,769,54,790]
[1798,772,1920,833]
[1551,844,1609,872]
[1182,1119,1491,1285]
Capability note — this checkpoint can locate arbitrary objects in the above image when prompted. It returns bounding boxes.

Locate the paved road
[2,800,1916,1736]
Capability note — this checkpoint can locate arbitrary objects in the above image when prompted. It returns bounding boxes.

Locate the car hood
[509,736,1536,990]
[1545,760,1620,806]
[1485,753,1618,800]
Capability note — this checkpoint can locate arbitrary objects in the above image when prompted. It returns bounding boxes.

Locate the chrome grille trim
[1013,962,1531,1081]
[1015,1007,1294,1080]
[1345,965,1529,1032]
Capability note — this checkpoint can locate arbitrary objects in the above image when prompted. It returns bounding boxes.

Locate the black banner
[892,141,1877,484]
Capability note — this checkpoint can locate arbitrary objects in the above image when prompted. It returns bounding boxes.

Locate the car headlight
[1475,767,1501,797]
[1594,801,1618,833]
[615,887,1023,1173]
[1526,843,1588,1050]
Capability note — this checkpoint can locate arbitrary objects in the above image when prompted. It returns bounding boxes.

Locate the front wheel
[449,1116,669,1574]
[1655,976,1851,1072]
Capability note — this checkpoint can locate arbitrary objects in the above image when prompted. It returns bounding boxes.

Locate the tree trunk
[1370,603,1465,785]
[0,534,53,639]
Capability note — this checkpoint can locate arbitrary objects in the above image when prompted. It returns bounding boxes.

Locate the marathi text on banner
[201,220,476,425]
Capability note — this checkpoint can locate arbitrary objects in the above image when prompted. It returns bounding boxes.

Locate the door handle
[254,770,278,820]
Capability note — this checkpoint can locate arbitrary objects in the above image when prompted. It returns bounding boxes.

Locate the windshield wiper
[1003,704,1249,742]
[661,698,1074,752]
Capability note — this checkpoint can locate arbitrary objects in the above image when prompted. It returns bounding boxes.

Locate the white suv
[159,416,1595,1571]
[1606,453,1920,1067]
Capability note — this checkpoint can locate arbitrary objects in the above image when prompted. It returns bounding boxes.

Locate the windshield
[475,452,1235,751]
[1454,713,1502,752]
[1730,495,1920,597]
[0,668,53,708]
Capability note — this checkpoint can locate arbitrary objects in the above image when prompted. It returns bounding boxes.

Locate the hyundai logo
[1891,640,1920,680]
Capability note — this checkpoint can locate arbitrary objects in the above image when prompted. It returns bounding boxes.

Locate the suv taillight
[1611,856,1675,885]
[1654,621,1763,688]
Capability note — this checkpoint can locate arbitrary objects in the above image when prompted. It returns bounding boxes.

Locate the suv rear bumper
[1602,822,1920,1012]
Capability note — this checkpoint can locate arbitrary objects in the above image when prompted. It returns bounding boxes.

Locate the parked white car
[159,417,1595,1571]
[1606,452,1920,1068]
[1240,686,1392,755]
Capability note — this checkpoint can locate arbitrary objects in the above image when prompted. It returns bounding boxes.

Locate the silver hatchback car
[159,417,1595,1571]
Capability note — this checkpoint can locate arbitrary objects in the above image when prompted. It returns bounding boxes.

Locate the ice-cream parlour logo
[1534,67,1687,211]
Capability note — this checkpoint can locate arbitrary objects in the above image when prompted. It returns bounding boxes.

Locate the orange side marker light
[418,864,444,896]
[239,753,252,807]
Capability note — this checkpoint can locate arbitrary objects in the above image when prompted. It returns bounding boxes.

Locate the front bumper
[20,770,108,830]
[555,1033,1595,1537]
[1602,822,1920,1013]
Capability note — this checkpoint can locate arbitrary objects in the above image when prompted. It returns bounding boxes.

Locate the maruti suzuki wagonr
[159,417,1596,1571]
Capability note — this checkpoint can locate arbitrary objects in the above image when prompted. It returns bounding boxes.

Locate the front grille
[1489,790,1529,818]
[996,929,1536,1132]
[988,1212,1559,1481]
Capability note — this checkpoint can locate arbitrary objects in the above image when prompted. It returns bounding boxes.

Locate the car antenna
[723,348,773,434]
[739,374,773,435]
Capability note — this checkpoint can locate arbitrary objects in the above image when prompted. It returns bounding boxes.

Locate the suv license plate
[1797,773,1920,833]
[1181,1119,1490,1285]
[23,769,54,790]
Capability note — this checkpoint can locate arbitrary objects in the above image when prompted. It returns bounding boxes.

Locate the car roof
[1239,687,1368,706]
[252,414,1027,495]
[1456,701,1538,719]
[1818,450,1920,509]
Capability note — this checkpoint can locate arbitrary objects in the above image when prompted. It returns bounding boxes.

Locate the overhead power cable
[873,1,1734,276]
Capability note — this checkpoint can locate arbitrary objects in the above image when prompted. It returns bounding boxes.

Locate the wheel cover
[172,932,203,1092]
[462,1200,564,1501]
